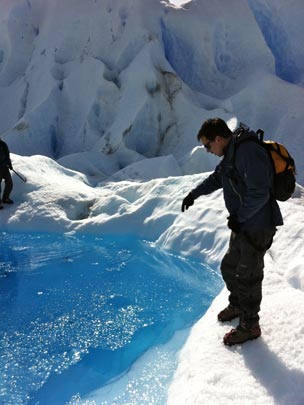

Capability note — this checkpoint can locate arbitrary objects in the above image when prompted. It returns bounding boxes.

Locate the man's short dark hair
[197,117,233,142]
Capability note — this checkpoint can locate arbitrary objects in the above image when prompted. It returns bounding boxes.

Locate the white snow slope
[1,0,304,404]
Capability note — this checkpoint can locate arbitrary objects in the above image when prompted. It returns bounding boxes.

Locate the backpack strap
[256,129,264,142]
[230,126,263,177]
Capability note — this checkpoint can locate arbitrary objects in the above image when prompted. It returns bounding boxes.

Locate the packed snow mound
[1,0,304,184]
[3,154,304,281]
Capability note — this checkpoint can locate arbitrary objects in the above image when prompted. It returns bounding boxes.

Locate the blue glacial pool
[0,232,222,405]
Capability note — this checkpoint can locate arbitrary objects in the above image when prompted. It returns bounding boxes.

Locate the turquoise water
[0,232,222,404]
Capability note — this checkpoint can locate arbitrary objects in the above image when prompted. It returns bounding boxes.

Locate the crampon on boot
[223,323,261,346]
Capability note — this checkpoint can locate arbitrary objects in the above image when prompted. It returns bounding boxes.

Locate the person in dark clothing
[181,118,283,346]
[0,139,14,209]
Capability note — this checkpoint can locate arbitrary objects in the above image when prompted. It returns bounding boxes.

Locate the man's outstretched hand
[181,192,194,212]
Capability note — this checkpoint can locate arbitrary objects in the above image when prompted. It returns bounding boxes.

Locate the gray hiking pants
[220,228,276,327]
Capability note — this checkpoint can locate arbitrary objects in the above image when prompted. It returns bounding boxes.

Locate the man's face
[200,135,226,157]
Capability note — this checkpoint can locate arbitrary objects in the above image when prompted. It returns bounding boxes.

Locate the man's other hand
[227,216,241,233]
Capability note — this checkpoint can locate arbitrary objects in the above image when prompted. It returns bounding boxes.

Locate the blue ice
[0,232,222,404]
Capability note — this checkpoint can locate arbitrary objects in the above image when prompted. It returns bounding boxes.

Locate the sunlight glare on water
[0,232,222,404]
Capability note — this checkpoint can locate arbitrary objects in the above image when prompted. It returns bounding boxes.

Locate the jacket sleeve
[235,142,272,223]
[191,162,223,199]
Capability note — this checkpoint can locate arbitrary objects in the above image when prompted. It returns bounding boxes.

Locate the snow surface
[1,0,304,403]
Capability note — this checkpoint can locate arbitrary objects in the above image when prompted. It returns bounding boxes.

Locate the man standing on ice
[0,138,14,209]
[181,118,283,346]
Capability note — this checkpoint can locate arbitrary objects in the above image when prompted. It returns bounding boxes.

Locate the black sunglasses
[203,140,212,150]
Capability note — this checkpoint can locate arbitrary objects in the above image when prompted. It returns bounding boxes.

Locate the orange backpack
[234,125,296,201]
[256,131,296,201]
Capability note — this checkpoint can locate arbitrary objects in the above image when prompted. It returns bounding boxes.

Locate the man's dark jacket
[0,140,12,169]
[191,129,283,231]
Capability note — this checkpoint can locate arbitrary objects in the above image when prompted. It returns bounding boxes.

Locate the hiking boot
[2,198,13,204]
[223,323,261,346]
[218,305,242,322]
